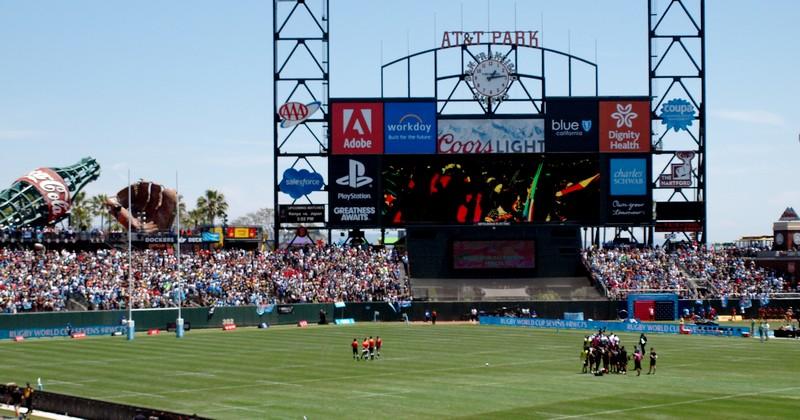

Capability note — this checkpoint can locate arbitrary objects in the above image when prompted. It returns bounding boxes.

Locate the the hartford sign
[441,30,539,48]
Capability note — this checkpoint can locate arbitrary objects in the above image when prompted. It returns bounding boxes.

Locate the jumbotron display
[382,155,600,225]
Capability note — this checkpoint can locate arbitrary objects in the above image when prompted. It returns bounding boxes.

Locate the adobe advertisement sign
[607,157,651,223]
[384,101,437,154]
[328,156,380,226]
[599,100,650,153]
[437,118,545,154]
[331,102,383,154]
[545,98,598,152]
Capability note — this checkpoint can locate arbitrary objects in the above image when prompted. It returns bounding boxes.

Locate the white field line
[344,389,412,399]
[164,371,218,378]
[546,386,800,419]
[97,390,166,400]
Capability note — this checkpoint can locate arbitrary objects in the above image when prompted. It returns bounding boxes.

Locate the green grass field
[2,323,799,419]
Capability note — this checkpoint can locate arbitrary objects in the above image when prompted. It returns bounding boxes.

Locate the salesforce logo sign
[660,98,695,132]
[610,158,647,196]
[384,102,437,154]
[279,168,324,199]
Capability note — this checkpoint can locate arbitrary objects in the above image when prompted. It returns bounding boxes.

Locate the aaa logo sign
[599,101,650,153]
[331,102,383,154]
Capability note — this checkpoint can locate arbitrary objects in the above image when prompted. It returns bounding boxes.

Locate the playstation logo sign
[336,159,373,188]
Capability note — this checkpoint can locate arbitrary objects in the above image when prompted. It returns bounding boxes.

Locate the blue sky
[0,0,797,242]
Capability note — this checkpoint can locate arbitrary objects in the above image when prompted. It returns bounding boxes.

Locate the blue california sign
[279,168,324,199]
[660,98,695,132]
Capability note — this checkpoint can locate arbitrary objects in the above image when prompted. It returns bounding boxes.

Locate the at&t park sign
[441,30,540,48]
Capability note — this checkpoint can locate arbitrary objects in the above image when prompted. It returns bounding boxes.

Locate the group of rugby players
[581,331,657,376]
[352,336,382,360]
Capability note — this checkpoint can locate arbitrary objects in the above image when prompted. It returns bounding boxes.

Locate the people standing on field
[647,348,658,375]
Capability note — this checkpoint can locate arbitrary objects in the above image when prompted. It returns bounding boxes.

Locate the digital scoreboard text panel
[382,154,601,225]
[452,240,536,269]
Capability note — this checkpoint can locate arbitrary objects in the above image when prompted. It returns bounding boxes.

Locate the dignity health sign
[437,118,545,154]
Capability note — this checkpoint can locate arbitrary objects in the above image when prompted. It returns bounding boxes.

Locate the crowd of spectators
[0,226,107,243]
[582,247,691,299]
[0,245,409,313]
[583,245,794,299]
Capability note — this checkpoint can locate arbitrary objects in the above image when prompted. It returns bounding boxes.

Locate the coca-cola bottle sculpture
[0,157,100,228]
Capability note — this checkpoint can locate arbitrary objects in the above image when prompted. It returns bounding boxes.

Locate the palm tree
[68,191,92,230]
[195,190,228,225]
[186,208,204,229]
[88,194,110,231]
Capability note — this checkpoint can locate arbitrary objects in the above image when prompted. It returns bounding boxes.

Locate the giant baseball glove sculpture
[106,181,177,233]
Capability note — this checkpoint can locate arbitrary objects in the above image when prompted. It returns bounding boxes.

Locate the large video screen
[453,240,536,269]
[382,154,600,225]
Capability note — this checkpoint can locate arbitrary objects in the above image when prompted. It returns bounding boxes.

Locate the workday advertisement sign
[384,102,437,154]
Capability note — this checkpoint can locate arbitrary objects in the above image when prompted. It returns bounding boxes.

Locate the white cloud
[711,109,786,127]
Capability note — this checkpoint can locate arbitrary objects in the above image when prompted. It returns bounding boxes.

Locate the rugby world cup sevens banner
[480,316,750,337]
[1,325,127,340]
[479,316,682,334]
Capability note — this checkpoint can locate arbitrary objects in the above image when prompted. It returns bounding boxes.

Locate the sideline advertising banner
[331,101,384,154]
[328,156,380,227]
[599,100,651,153]
[437,118,545,154]
[545,98,598,152]
[479,316,682,334]
[384,101,437,154]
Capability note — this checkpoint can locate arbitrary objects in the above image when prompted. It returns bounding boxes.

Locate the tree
[195,190,228,225]
[68,191,92,230]
[232,208,274,229]
[174,194,188,230]
[88,193,110,231]
[186,208,204,229]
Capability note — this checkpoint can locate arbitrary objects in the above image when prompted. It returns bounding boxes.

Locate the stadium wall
[0,385,209,420]
[1,299,797,339]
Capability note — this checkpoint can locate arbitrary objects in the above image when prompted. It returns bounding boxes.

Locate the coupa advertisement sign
[607,157,651,223]
[330,101,384,154]
[545,98,598,152]
[599,100,650,153]
[437,118,545,154]
[328,156,380,227]
[384,101,437,154]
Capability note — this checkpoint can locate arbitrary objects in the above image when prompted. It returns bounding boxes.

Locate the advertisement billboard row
[324,154,651,228]
[328,98,650,156]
